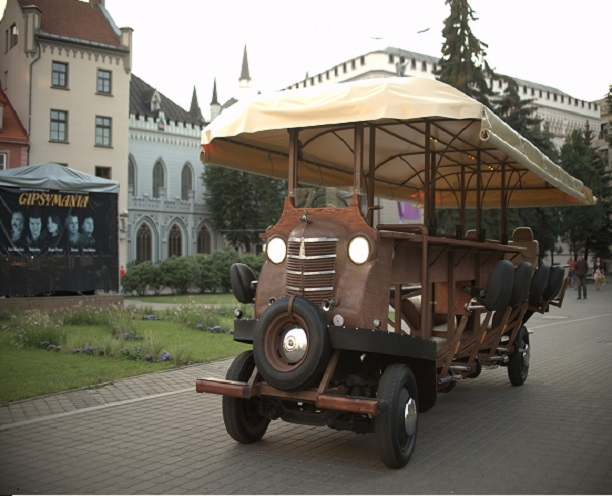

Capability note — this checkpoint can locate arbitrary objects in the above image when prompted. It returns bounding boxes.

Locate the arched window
[9,24,18,48]
[197,226,211,254]
[181,164,193,200]
[136,223,152,263]
[128,156,136,195]
[168,224,182,257]
[153,161,164,198]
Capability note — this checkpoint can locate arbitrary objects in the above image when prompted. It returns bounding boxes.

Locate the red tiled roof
[18,0,121,47]
[0,88,29,144]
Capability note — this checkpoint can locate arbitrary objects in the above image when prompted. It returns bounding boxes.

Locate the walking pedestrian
[574,254,589,300]
[593,257,604,291]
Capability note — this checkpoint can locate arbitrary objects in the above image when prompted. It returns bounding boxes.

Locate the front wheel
[508,326,530,386]
[222,351,270,443]
[375,363,419,468]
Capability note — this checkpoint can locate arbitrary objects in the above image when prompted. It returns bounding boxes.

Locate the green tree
[436,0,493,106]
[202,166,285,251]
[559,128,606,259]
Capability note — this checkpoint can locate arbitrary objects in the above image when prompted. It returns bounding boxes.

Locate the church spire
[189,85,204,126]
[239,45,251,86]
[210,78,219,106]
[210,78,221,121]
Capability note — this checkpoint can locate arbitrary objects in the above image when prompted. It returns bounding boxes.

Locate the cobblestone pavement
[1,286,611,494]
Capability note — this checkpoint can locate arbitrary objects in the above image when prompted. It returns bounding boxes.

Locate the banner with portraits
[0,186,118,296]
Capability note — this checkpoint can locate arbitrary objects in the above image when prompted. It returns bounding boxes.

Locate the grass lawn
[124,293,239,305]
[0,298,251,405]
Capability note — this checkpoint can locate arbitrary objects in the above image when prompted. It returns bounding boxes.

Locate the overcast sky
[3,0,611,112]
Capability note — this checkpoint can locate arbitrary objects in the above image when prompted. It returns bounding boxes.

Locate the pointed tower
[210,78,221,121]
[239,45,251,89]
[189,85,205,126]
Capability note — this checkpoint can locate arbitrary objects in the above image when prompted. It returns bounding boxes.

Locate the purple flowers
[145,351,172,363]
[195,324,226,333]
[71,345,95,355]
[40,341,62,351]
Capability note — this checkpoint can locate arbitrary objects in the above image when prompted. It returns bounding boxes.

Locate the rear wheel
[508,326,530,386]
[375,363,419,468]
[222,351,270,443]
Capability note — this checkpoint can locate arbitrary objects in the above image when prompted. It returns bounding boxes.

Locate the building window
[181,164,193,200]
[153,161,164,198]
[0,152,7,170]
[411,58,416,69]
[95,166,111,179]
[50,109,68,142]
[97,69,112,94]
[389,54,394,64]
[128,156,136,194]
[136,223,152,263]
[360,56,365,65]
[197,226,212,254]
[421,61,427,71]
[9,24,18,49]
[168,224,182,257]
[95,116,112,146]
[51,61,68,88]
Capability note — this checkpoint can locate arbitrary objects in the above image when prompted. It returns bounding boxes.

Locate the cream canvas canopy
[201,77,595,209]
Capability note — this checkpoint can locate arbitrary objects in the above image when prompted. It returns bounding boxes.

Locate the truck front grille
[286,237,337,306]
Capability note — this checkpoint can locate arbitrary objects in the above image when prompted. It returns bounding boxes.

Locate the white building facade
[126,75,224,265]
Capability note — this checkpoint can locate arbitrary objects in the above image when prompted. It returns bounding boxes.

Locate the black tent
[0,163,120,296]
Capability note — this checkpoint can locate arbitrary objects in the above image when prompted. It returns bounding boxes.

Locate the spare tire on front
[253,296,331,391]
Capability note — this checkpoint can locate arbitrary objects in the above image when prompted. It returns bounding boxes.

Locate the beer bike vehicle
[195,77,595,468]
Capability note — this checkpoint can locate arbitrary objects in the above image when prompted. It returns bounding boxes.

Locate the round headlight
[267,237,287,264]
[348,236,370,265]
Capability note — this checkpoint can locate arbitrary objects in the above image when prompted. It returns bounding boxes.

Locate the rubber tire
[484,260,514,312]
[508,326,530,387]
[253,296,331,391]
[375,363,419,469]
[222,351,270,443]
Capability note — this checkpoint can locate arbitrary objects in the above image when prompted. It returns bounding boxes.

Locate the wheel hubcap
[404,395,418,437]
[281,327,308,363]
[522,342,530,367]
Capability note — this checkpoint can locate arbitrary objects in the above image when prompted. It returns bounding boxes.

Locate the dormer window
[151,91,161,112]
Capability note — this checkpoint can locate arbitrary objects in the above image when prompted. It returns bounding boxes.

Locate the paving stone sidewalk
[1,287,611,494]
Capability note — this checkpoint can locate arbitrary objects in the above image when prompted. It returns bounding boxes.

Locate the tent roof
[200,77,595,208]
[0,163,119,193]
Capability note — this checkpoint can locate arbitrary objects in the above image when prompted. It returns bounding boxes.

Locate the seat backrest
[508,261,533,307]
[542,265,565,301]
[506,227,539,269]
[484,260,515,312]
[529,264,550,307]
[465,229,477,240]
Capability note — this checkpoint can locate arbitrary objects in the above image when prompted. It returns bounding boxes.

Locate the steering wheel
[310,193,349,208]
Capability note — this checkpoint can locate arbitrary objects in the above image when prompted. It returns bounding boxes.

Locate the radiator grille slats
[286,237,337,305]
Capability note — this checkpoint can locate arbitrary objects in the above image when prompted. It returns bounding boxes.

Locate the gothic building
[126,75,223,265]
